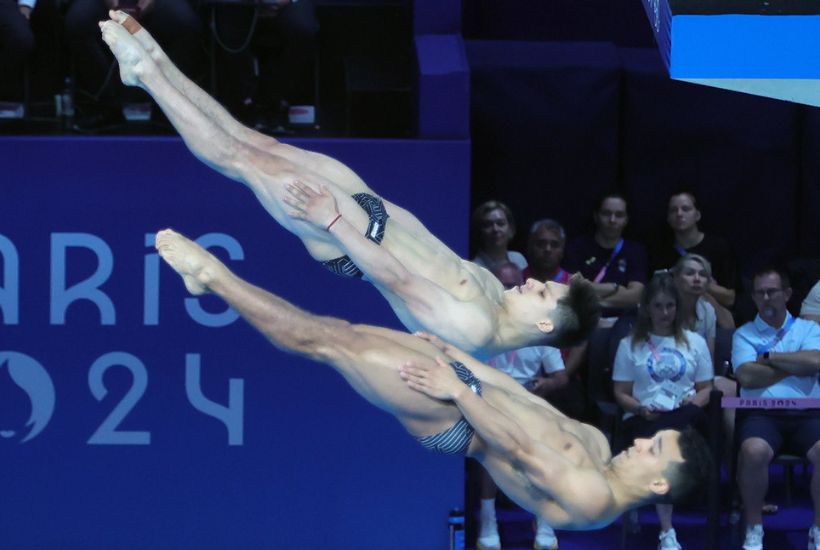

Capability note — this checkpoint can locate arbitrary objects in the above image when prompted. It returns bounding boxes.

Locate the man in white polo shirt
[732,267,820,550]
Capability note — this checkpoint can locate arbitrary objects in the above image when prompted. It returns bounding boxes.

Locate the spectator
[0,0,35,103]
[612,274,714,550]
[673,253,740,480]
[524,218,570,284]
[211,0,318,133]
[673,254,735,355]
[651,190,737,309]
[65,0,201,131]
[732,267,820,550]
[524,218,589,421]
[471,200,527,273]
[492,260,523,291]
[564,192,647,323]
[802,281,820,324]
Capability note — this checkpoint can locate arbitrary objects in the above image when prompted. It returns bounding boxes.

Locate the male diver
[155,228,712,530]
[98,13,597,356]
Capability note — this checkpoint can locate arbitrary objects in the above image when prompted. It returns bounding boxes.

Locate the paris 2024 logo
[0,352,55,443]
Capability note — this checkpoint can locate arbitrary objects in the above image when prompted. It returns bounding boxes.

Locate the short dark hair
[668,189,699,210]
[595,191,628,213]
[752,265,791,290]
[659,427,713,505]
[548,274,601,347]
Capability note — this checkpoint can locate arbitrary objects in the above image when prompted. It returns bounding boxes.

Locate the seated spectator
[650,190,737,309]
[565,191,647,322]
[523,218,571,284]
[802,280,820,324]
[471,200,527,272]
[524,218,589,421]
[0,0,35,103]
[613,274,713,550]
[491,260,523,291]
[211,0,318,133]
[673,254,735,352]
[732,267,820,550]
[475,262,565,550]
[65,0,201,131]
[673,253,739,477]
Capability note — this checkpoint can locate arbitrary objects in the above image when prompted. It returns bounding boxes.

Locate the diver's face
[504,279,569,329]
[614,430,683,478]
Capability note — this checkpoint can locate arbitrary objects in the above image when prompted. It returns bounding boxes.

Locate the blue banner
[0,136,470,549]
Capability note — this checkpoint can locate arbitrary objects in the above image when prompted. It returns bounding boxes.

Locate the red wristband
[326,214,342,231]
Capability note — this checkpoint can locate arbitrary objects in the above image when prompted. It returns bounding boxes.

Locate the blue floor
[470,467,814,549]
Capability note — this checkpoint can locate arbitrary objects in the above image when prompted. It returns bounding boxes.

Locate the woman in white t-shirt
[613,274,714,550]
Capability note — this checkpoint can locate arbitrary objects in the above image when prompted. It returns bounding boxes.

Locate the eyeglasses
[752,288,783,299]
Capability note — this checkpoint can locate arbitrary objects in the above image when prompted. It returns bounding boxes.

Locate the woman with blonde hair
[672,254,735,361]
[470,200,528,272]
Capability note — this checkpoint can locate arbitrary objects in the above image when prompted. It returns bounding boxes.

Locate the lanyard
[553,268,566,282]
[755,316,796,355]
[646,336,662,363]
[592,239,624,283]
[674,243,687,257]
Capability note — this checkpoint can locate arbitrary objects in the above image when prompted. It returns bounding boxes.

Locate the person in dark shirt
[650,191,737,309]
[565,192,648,321]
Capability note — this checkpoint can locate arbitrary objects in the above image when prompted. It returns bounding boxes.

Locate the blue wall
[0,136,470,549]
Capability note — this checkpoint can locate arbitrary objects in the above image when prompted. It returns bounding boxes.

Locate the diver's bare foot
[155,229,225,295]
[108,10,165,64]
[99,18,154,87]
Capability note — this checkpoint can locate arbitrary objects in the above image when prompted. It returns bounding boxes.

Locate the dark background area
[460,0,820,317]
